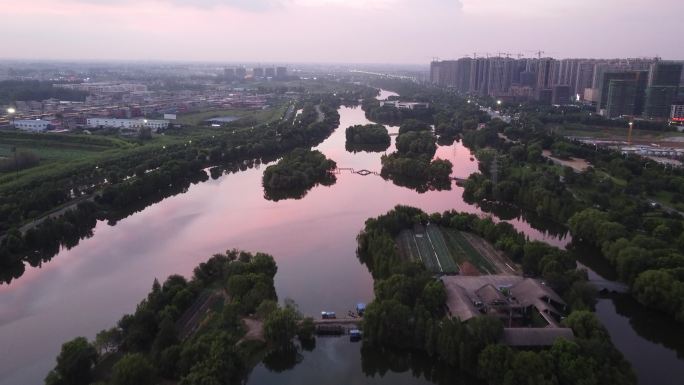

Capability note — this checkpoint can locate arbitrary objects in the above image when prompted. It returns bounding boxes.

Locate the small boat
[349,329,362,342]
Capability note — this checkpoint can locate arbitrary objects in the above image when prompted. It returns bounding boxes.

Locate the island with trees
[44,249,315,385]
[344,124,390,153]
[262,148,337,201]
[379,121,452,193]
[356,205,636,385]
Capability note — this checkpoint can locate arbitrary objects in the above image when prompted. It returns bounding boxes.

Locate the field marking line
[412,234,424,264]
[425,226,443,272]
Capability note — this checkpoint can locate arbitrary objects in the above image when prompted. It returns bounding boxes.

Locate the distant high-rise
[470,58,490,96]
[454,58,472,93]
[265,67,275,78]
[537,58,556,90]
[606,79,637,118]
[253,67,264,77]
[519,71,537,87]
[224,68,235,79]
[429,59,472,93]
[235,67,247,79]
[276,67,288,79]
[644,61,683,119]
[427,56,667,107]
[575,62,595,99]
[552,85,571,105]
[598,71,640,112]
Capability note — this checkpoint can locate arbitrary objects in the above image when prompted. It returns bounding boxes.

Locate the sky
[1,0,682,64]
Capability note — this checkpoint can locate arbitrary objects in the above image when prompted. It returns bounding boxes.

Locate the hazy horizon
[2,0,683,64]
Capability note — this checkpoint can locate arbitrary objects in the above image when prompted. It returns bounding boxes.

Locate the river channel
[0,90,681,384]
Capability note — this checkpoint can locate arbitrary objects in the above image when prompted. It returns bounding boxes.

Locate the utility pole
[12,146,18,178]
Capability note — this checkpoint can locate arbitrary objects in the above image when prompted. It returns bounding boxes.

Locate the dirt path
[315,105,324,123]
[238,317,265,344]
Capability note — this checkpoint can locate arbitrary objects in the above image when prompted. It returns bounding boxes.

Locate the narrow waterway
[0,90,679,384]
[578,258,684,385]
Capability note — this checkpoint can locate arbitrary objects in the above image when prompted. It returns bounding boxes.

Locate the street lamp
[6,108,17,177]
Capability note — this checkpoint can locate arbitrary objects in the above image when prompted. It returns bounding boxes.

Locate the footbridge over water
[334,167,380,176]
[333,167,468,182]
[311,317,363,335]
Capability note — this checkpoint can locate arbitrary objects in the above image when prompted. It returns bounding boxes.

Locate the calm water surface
[0,91,677,384]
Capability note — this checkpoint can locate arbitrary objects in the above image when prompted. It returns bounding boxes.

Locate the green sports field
[396,225,458,274]
[441,228,496,274]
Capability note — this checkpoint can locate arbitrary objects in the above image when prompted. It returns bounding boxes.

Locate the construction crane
[532,50,546,59]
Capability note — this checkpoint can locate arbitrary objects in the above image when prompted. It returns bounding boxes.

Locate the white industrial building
[379,101,430,110]
[12,119,51,132]
[86,118,169,131]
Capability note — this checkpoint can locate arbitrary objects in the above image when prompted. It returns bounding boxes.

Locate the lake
[0,90,680,385]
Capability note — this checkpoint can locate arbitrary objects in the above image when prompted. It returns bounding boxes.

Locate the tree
[478,344,513,384]
[46,337,98,385]
[94,328,122,356]
[568,208,610,245]
[633,270,684,320]
[264,307,299,347]
[562,311,609,342]
[503,351,555,385]
[111,353,154,385]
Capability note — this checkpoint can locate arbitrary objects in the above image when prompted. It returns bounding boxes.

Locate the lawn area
[441,228,496,274]
[396,228,442,273]
[550,123,684,141]
[426,224,459,274]
[397,229,420,262]
[0,132,132,159]
[396,226,459,274]
[177,104,288,126]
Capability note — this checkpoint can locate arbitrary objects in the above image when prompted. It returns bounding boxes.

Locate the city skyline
[2,0,683,64]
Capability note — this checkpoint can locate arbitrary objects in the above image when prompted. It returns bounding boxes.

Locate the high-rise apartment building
[253,67,264,77]
[644,61,683,119]
[606,79,637,118]
[427,57,678,113]
[235,67,247,79]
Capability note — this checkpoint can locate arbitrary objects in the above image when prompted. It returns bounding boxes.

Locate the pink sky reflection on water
[0,102,567,385]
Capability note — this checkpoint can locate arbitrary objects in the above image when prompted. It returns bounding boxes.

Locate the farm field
[441,228,497,274]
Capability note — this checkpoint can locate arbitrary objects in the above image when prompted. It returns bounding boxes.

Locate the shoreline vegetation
[0,94,345,284]
[45,250,316,385]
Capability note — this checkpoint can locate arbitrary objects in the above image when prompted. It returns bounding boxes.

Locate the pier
[311,317,362,335]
